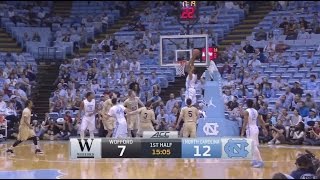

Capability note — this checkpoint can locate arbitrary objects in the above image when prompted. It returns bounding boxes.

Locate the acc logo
[151,131,169,138]
[203,123,219,136]
[300,174,316,179]
[224,139,249,158]
[143,131,179,138]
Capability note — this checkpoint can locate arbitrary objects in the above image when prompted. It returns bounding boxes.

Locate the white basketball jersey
[108,105,126,120]
[83,99,95,117]
[186,74,197,89]
[245,108,258,128]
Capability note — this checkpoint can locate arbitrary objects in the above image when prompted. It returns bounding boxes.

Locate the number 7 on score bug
[118,145,126,156]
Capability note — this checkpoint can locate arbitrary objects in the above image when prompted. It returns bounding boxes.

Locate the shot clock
[70,137,253,159]
[179,1,199,22]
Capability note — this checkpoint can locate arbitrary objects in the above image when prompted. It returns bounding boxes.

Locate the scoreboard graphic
[70,133,252,159]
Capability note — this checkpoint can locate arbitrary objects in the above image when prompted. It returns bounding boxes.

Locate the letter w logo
[78,139,94,152]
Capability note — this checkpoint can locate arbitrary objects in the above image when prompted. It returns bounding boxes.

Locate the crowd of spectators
[0,53,37,136]
[217,37,320,146]
[255,1,320,41]
[0,1,53,26]
[51,1,131,54]
[0,1,132,56]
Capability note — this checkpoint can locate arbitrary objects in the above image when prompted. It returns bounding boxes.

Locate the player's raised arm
[190,49,200,67]
[188,49,200,79]
[241,111,249,137]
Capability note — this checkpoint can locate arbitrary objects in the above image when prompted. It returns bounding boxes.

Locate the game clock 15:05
[152,149,171,156]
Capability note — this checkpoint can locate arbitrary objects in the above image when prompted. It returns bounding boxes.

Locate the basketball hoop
[175,60,187,77]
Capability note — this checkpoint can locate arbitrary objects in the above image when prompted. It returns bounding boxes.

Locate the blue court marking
[0,169,64,179]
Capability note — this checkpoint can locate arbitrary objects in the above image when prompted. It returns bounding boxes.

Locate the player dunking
[241,99,267,168]
[6,100,44,155]
[100,92,117,137]
[185,49,200,105]
[176,98,199,138]
[123,90,144,137]
[78,92,97,139]
[129,101,157,137]
[108,98,129,138]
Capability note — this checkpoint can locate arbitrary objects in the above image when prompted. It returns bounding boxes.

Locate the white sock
[35,145,39,149]
[89,131,94,139]
[80,131,85,139]
[253,145,263,162]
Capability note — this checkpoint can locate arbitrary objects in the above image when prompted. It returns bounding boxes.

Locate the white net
[175,60,187,77]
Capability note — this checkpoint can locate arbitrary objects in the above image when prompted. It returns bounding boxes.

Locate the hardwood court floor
[0,141,319,179]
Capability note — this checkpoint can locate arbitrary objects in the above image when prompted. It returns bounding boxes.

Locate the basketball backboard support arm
[160,34,209,67]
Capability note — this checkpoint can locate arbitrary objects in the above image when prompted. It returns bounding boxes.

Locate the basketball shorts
[185,88,197,105]
[137,122,155,136]
[127,114,139,130]
[102,117,115,131]
[113,118,128,138]
[17,125,36,141]
[81,116,96,132]
[246,126,259,146]
[183,122,197,138]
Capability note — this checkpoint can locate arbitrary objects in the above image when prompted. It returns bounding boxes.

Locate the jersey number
[188,111,192,117]
[87,105,94,111]
[132,106,137,111]
[144,113,148,119]
[116,109,124,115]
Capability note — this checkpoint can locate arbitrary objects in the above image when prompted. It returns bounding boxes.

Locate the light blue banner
[0,169,64,179]
[197,70,239,137]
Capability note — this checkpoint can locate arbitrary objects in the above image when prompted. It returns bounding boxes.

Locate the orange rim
[176,60,187,66]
